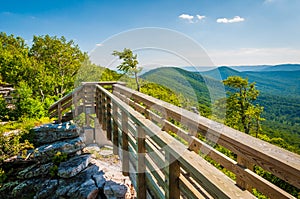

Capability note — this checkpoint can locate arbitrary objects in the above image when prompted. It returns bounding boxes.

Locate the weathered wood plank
[145,155,165,190]
[137,125,146,199]
[112,102,119,155]
[165,151,180,199]
[145,171,165,199]
[145,139,165,169]
[121,110,129,176]
[179,174,209,199]
[106,97,112,140]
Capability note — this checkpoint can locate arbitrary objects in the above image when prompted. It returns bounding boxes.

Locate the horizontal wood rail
[49,82,300,198]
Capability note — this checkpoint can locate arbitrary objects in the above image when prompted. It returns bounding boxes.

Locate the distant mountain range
[183,63,300,72]
[142,64,300,98]
[141,64,300,144]
[201,66,300,96]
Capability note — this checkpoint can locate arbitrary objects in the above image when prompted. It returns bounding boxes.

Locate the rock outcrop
[0,122,134,199]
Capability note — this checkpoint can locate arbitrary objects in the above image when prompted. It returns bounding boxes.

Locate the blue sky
[1,0,300,66]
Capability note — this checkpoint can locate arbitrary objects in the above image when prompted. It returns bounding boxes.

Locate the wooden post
[101,92,107,130]
[83,85,90,127]
[106,97,112,141]
[58,102,62,123]
[112,102,119,155]
[98,91,103,125]
[95,88,99,119]
[165,151,180,199]
[236,155,253,191]
[121,111,129,176]
[137,125,146,199]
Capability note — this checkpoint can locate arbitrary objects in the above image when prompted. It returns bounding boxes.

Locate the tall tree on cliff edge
[112,48,141,91]
[222,76,264,136]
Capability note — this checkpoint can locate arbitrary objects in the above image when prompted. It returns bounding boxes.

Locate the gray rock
[34,179,58,199]
[68,179,99,199]
[55,179,80,197]
[0,181,19,199]
[33,122,79,144]
[12,179,42,198]
[92,173,106,189]
[55,164,102,197]
[17,162,53,179]
[104,180,128,199]
[58,154,91,178]
[33,137,85,163]
[74,164,101,183]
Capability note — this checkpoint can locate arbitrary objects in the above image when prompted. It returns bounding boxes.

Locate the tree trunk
[135,72,140,92]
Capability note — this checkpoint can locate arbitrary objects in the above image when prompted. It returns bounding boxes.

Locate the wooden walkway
[49,82,300,199]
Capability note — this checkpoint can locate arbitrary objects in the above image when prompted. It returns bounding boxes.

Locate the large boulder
[33,137,85,163]
[33,122,80,145]
[1,122,133,199]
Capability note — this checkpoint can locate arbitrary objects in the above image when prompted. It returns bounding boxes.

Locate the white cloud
[96,43,103,47]
[179,14,206,23]
[216,16,245,24]
[179,14,194,23]
[196,15,206,21]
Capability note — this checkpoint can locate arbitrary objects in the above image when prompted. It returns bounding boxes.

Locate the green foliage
[168,131,188,145]
[140,82,183,107]
[0,118,52,163]
[52,151,68,165]
[254,166,300,198]
[0,96,9,121]
[49,165,58,177]
[141,67,214,114]
[112,48,141,91]
[0,168,7,183]
[222,76,264,135]
[49,151,68,177]
[252,188,269,199]
[30,35,86,98]
[75,59,122,85]
[0,32,86,120]
[0,32,33,86]
[12,81,45,119]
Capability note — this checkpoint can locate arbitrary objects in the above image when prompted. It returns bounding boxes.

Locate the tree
[222,76,264,135]
[112,48,141,91]
[30,35,86,98]
[0,32,34,86]
[12,81,45,119]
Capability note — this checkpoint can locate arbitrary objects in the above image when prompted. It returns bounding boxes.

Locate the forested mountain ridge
[202,66,300,96]
[142,66,300,152]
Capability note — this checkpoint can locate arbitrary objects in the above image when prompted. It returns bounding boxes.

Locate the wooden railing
[48,81,123,123]
[49,82,300,199]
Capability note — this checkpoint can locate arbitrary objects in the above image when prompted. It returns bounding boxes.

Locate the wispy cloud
[196,15,206,21]
[96,43,103,47]
[216,16,245,24]
[179,14,206,23]
[178,14,194,23]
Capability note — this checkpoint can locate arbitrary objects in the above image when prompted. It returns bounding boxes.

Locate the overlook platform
[49,82,300,199]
